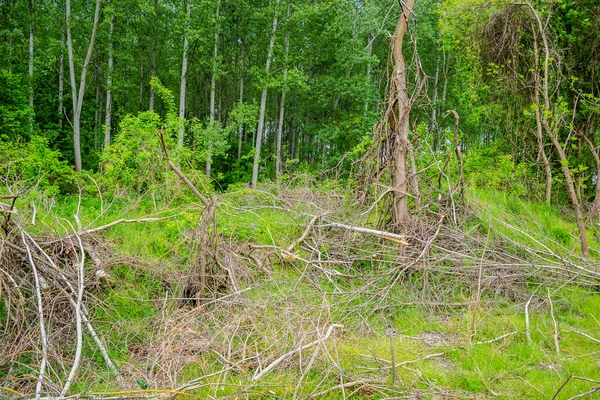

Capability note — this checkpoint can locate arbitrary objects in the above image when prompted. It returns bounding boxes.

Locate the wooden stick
[252,324,343,381]
[320,219,409,246]
[21,232,48,399]
[548,288,560,356]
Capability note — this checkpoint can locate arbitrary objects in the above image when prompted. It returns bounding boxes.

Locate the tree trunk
[430,55,439,147]
[66,0,101,172]
[252,5,279,189]
[104,15,114,150]
[390,0,415,225]
[58,32,64,129]
[363,34,373,126]
[275,2,290,182]
[28,0,34,134]
[206,4,220,177]
[531,25,552,205]
[527,2,588,258]
[149,0,158,111]
[178,3,191,149]
[237,40,244,162]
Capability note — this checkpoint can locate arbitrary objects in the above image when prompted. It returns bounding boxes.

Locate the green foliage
[100,111,169,192]
[0,135,77,195]
[464,146,536,197]
[0,70,34,141]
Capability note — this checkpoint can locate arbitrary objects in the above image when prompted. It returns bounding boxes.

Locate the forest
[1,0,600,398]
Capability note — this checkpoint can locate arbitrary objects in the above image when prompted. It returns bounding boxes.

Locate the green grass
[4,185,600,399]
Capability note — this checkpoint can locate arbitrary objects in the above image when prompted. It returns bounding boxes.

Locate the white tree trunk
[58,32,64,129]
[103,15,114,150]
[206,4,220,177]
[275,3,290,182]
[29,0,34,134]
[237,41,244,161]
[252,6,279,189]
[149,0,158,111]
[66,0,101,172]
[178,3,191,149]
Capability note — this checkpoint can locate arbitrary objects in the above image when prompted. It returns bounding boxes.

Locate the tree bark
[58,32,64,129]
[252,4,279,189]
[275,1,290,182]
[526,2,589,258]
[206,4,220,177]
[178,3,191,149]
[28,0,34,134]
[237,40,244,162]
[531,24,552,205]
[149,0,158,111]
[104,15,114,150]
[66,0,101,172]
[390,0,415,225]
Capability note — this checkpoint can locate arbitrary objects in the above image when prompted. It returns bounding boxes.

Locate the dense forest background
[2,0,597,204]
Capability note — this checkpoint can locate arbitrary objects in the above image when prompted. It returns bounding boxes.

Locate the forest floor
[1,180,600,399]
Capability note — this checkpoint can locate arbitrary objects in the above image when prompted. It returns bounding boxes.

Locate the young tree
[252,1,279,189]
[66,0,101,172]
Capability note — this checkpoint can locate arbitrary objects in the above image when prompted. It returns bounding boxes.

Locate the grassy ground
[2,184,600,399]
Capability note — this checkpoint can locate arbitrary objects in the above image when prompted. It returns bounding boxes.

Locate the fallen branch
[572,329,600,345]
[287,213,329,253]
[252,324,344,381]
[320,219,409,246]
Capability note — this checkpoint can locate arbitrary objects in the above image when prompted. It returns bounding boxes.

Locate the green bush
[0,135,77,195]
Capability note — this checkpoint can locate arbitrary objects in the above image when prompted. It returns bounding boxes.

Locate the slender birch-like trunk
[275,2,290,181]
[206,4,220,177]
[59,32,64,129]
[178,3,191,148]
[237,41,244,161]
[28,0,34,134]
[66,0,101,172]
[530,25,552,205]
[526,2,588,258]
[149,0,158,111]
[252,3,279,189]
[104,15,114,149]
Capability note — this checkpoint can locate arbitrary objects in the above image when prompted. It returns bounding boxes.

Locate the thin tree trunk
[28,0,34,134]
[390,0,415,224]
[178,3,191,149]
[430,55,439,147]
[531,24,552,205]
[149,0,158,111]
[66,0,101,172]
[526,2,588,258]
[252,5,279,189]
[237,40,244,161]
[275,2,290,182]
[206,4,220,177]
[59,32,64,129]
[363,34,373,126]
[104,15,114,150]
[94,82,101,149]
[139,49,144,111]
